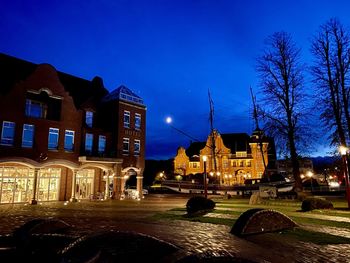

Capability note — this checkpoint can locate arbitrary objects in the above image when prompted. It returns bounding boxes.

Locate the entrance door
[37,168,61,201]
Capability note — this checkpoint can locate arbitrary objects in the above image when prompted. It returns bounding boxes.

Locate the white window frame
[64,130,75,152]
[98,135,106,153]
[135,113,141,130]
[22,124,34,148]
[85,133,93,152]
[25,99,47,118]
[123,138,129,153]
[85,111,93,128]
[124,111,130,128]
[1,121,16,146]
[134,139,140,155]
[48,128,59,150]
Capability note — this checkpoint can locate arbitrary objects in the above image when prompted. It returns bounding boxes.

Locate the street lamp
[307,171,313,192]
[339,146,350,208]
[202,155,208,198]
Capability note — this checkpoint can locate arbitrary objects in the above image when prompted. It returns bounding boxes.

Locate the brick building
[173,129,276,185]
[0,53,146,204]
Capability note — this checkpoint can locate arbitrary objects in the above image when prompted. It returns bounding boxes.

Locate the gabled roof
[0,53,109,109]
[184,132,277,158]
[221,133,251,153]
[0,53,37,94]
[185,141,206,157]
[103,85,144,106]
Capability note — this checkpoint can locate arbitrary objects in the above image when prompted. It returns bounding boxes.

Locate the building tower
[249,129,269,179]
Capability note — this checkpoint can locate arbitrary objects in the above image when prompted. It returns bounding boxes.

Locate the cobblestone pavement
[0,194,349,262]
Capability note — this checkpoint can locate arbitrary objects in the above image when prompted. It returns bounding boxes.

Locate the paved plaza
[0,194,349,262]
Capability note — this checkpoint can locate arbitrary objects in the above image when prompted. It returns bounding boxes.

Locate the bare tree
[311,18,350,148]
[257,32,306,191]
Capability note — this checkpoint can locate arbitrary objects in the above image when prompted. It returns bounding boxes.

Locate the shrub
[301,197,334,211]
[186,196,215,214]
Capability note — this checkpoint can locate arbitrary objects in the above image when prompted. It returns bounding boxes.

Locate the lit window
[85,133,93,152]
[1,121,15,146]
[25,99,47,118]
[123,138,129,153]
[223,159,228,168]
[22,124,34,148]
[98,135,106,154]
[64,130,75,152]
[236,151,247,157]
[124,111,130,128]
[135,113,141,130]
[48,128,59,150]
[85,111,93,127]
[134,139,140,155]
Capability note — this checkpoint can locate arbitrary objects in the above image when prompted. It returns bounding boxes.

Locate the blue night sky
[1,0,350,159]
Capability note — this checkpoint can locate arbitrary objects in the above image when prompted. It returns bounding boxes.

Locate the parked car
[125,186,148,198]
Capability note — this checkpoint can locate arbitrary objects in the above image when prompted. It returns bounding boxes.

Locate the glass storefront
[76,169,94,199]
[0,166,61,203]
[37,168,61,202]
[0,166,35,203]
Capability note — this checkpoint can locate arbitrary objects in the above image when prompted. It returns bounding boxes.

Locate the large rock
[249,192,264,205]
[60,230,179,262]
[231,209,297,236]
[301,197,334,211]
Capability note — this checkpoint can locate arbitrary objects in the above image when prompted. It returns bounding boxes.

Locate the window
[190,162,198,168]
[22,124,34,148]
[124,111,130,128]
[223,159,228,168]
[98,135,106,154]
[134,139,140,155]
[123,138,129,153]
[85,133,93,152]
[48,128,59,150]
[1,121,15,146]
[85,111,93,128]
[64,130,75,152]
[25,99,47,118]
[135,113,141,130]
[236,152,247,157]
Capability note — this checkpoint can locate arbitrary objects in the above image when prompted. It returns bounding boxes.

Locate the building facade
[0,53,146,204]
[276,158,313,178]
[173,129,276,185]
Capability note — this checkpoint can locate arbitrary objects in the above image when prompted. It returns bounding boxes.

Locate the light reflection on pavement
[0,194,349,262]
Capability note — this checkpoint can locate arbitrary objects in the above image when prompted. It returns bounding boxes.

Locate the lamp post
[202,155,208,198]
[340,146,350,209]
[307,171,313,192]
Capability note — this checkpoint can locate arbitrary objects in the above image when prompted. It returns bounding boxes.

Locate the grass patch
[281,228,350,244]
[151,211,235,226]
[291,216,350,229]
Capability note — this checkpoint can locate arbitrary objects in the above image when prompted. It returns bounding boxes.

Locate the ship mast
[208,90,218,176]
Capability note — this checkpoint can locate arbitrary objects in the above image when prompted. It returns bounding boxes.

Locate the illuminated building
[173,129,276,185]
[0,53,146,203]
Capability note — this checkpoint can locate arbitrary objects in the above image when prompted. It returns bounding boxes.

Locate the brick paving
[0,194,349,262]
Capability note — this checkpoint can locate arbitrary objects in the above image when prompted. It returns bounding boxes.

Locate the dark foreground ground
[0,194,349,262]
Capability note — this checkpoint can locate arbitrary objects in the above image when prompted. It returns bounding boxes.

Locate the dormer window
[26,99,47,118]
[85,111,94,128]
[25,90,61,121]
